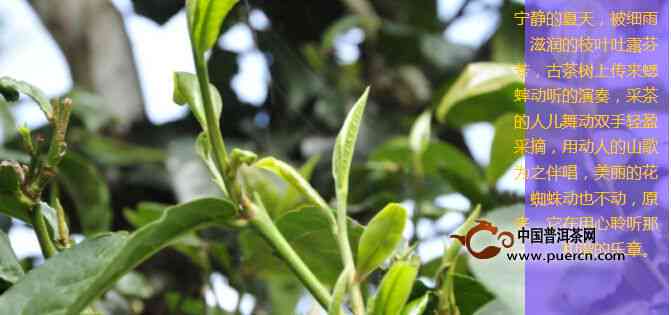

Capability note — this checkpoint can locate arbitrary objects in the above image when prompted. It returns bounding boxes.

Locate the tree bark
[29,0,145,131]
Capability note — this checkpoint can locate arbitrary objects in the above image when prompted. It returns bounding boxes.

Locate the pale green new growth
[370,258,419,315]
[356,203,407,280]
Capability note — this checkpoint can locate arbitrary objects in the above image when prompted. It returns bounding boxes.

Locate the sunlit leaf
[356,203,407,279]
[436,63,523,127]
[0,198,237,315]
[409,111,432,157]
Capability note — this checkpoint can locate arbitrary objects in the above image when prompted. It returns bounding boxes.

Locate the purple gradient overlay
[524,1,669,314]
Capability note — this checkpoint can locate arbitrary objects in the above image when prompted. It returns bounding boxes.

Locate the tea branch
[21,98,73,258]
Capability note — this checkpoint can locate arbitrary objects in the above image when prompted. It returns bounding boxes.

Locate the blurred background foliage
[0,0,525,314]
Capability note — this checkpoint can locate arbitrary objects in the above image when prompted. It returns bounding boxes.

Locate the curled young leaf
[409,111,432,158]
[173,72,223,132]
[186,0,239,54]
[0,77,53,119]
[356,203,407,280]
[370,258,420,315]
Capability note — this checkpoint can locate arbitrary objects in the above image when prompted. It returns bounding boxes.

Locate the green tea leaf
[436,63,523,127]
[0,198,237,315]
[453,273,495,315]
[333,88,369,209]
[58,153,112,235]
[0,77,52,118]
[173,72,223,132]
[356,203,407,279]
[240,206,363,286]
[401,293,429,315]
[486,114,523,185]
[409,111,432,158]
[187,0,239,54]
[0,230,23,286]
[370,258,419,315]
[254,157,330,212]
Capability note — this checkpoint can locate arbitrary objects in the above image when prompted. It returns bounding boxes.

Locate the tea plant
[0,0,526,314]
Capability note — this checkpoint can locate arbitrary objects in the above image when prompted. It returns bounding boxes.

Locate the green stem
[244,196,332,309]
[31,204,57,258]
[335,197,365,315]
[192,44,229,181]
